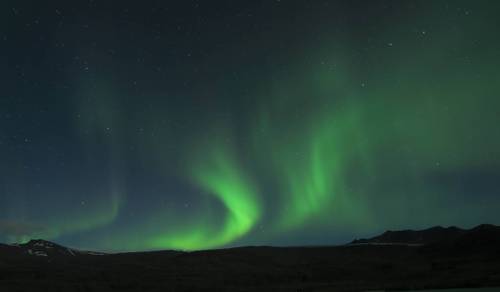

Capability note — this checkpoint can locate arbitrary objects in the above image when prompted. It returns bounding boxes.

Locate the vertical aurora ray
[25,81,129,243]
[254,95,373,233]
[276,116,344,229]
[1,81,128,244]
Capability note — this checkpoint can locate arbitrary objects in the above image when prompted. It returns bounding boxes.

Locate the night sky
[1,0,500,251]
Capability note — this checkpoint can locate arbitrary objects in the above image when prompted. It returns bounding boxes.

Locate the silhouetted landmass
[1,224,500,291]
[351,226,466,245]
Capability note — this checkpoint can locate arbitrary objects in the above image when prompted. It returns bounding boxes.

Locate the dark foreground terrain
[1,224,500,292]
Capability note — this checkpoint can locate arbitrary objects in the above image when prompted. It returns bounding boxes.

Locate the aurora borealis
[1,0,500,251]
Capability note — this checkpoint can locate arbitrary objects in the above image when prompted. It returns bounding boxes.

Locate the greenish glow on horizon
[7,188,122,244]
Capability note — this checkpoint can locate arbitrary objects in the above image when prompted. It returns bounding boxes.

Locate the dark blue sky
[1,0,499,251]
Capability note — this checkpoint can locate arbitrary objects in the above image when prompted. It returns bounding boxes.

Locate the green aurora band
[149,140,261,250]
[4,1,500,251]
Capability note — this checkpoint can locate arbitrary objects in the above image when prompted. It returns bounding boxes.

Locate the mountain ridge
[350,224,500,247]
[1,224,499,291]
[1,223,499,256]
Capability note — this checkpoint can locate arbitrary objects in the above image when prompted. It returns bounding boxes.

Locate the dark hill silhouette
[458,224,500,247]
[350,225,467,245]
[1,224,500,291]
[17,239,81,257]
